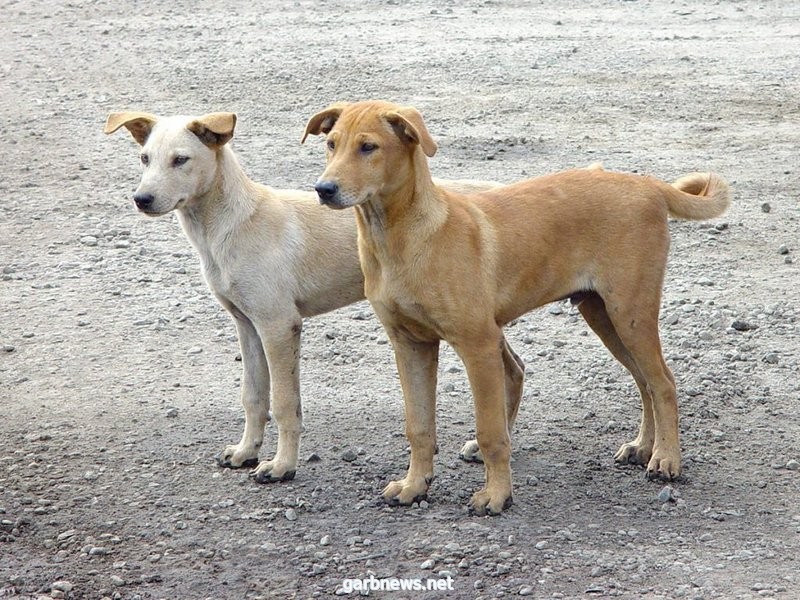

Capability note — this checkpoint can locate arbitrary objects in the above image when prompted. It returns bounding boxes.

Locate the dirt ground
[1,1,799,598]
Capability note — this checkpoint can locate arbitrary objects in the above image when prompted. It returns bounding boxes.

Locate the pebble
[165,407,179,418]
[2,345,14,353]
[341,449,358,462]
[187,346,203,355]
[80,235,98,246]
[548,304,563,315]
[657,485,675,503]
[778,244,789,255]
[421,558,436,569]
[51,581,74,593]
[519,585,534,596]
[114,240,131,249]
[535,540,548,550]
[762,353,779,365]
[731,320,757,332]
[110,575,124,587]
[761,202,771,213]
[786,460,800,471]
[319,534,331,546]
[306,452,321,463]
[285,508,297,521]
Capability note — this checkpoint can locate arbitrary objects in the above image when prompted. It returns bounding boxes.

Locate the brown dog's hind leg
[460,335,524,464]
[383,336,440,506]
[577,294,656,468]
[599,293,681,480]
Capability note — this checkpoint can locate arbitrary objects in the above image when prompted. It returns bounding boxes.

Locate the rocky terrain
[1,1,798,598]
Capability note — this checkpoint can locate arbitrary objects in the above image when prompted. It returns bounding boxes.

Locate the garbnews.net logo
[340,574,455,594]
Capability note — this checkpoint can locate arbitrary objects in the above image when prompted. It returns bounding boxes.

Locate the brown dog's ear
[104,111,159,145]
[187,112,237,148]
[301,103,349,143]
[384,107,437,157]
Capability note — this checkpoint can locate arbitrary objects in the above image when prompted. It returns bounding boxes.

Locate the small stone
[80,235,98,246]
[57,529,76,542]
[114,240,131,249]
[548,304,563,315]
[778,244,789,255]
[165,407,179,418]
[731,320,757,332]
[418,500,429,509]
[51,581,74,593]
[519,585,535,596]
[187,346,203,355]
[657,485,675,503]
[341,449,358,462]
[761,202,771,213]
[762,353,779,365]
[306,452,321,463]
[2,345,14,353]
[535,540,548,550]
[320,534,331,546]
[110,575,124,587]
[285,508,297,521]
[786,460,800,471]
[786,256,794,264]
[421,558,436,570]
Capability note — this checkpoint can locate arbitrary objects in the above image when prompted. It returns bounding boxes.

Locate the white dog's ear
[301,103,349,143]
[187,112,237,148]
[104,111,159,145]
[384,107,437,158]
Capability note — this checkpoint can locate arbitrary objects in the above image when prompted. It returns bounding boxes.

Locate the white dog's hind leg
[217,313,270,469]
[252,319,303,483]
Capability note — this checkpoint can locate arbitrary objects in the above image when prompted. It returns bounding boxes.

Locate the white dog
[105,111,499,482]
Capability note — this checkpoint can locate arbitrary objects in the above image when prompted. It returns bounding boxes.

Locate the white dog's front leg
[251,319,303,483]
[217,312,270,469]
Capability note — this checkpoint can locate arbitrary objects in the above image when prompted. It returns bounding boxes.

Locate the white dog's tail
[664,172,730,221]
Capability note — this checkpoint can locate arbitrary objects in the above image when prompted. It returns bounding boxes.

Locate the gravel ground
[1,1,799,599]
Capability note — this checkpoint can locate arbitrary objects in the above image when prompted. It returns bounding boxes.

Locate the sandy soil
[1,1,799,598]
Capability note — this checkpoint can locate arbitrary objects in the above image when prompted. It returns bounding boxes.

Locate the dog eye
[360,142,377,154]
[172,155,190,167]
[140,153,149,166]
[326,140,336,151]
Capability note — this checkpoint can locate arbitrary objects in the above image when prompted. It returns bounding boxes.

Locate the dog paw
[645,448,681,481]
[459,439,484,463]
[613,440,653,467]
[468,486,513,516]
[382,477,431,506]
[216,444,260,469]
[251,459,296,484]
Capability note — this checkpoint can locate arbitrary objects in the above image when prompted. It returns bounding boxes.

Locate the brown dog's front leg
[382,335,440,506]
[460,334,524,464]
[456,336,514,516]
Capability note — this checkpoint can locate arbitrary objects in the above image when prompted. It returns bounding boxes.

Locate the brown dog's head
[302,100,437,209]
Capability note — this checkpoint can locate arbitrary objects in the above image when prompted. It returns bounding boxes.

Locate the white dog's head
[104,112,236,216]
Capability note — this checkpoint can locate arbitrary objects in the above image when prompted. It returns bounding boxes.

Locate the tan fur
[104,111,502,483]
[304,100,730,515]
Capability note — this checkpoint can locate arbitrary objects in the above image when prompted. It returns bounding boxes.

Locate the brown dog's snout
[314,180,339,206]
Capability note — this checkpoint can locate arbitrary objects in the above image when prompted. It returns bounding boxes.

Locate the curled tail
[664,172,730,221]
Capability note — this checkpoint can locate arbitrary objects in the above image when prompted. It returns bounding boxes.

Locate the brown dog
[303,100,730,515]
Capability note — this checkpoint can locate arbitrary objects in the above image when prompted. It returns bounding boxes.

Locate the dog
[303,100,730,515]
[104,111,503,483]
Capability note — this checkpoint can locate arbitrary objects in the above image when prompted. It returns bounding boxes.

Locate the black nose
[134,193,154,210]
[314,180,339,205]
